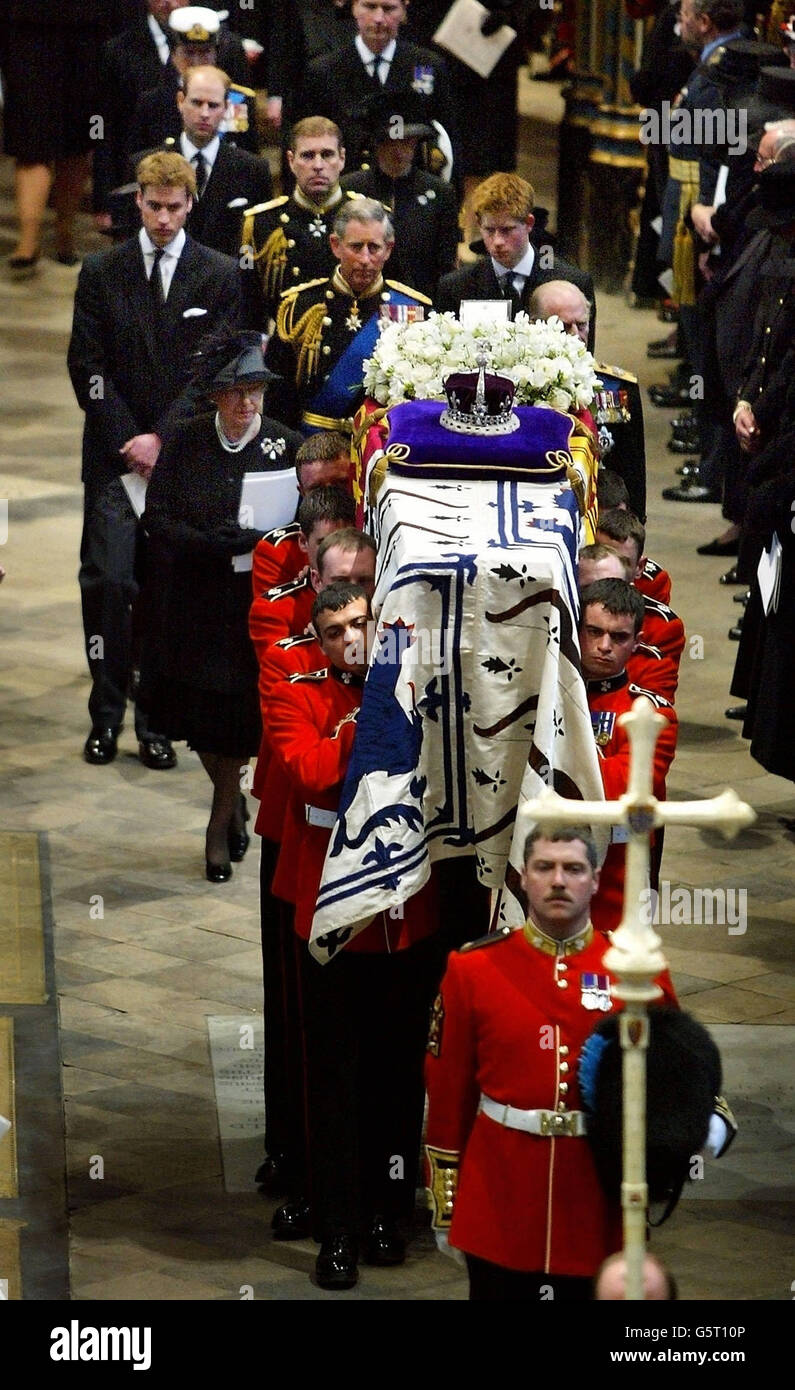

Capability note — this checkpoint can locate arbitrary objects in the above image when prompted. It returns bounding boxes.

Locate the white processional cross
[520,696,755,1301]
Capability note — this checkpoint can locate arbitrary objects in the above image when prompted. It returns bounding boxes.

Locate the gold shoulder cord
[276,294,328,388]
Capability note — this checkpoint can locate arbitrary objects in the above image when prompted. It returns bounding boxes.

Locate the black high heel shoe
[227,795,250,862]
[206,859,232,883]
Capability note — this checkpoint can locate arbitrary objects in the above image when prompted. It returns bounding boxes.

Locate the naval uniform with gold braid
[425,920,678,1297]
[241,188,346,326]
[265,268,431,433]
[593,363,647,523]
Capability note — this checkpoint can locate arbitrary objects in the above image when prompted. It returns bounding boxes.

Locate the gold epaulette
[596,362,638,384]
[385,280,432,306]
[459,924,512,953]
[289,668,328,684]
[244,195,289,219]
[280,276,329,300]
[231,82,257,98]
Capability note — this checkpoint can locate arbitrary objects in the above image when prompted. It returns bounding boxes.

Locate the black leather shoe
[363,1216,406,1267]
[662,479,720,503]
[719,564,744,585]
[649,383,692,408]
[676,459,701,478]
[728,625,743,641]
[647,335,680,359]
[733,589,750,605]
[139,737,177,770]
[725,705,747,720]
[271,1200,312,1241]
[206,859,232,883]
[84,726,120,764]
[315,1235,359,1290]
[671,410,697,428]
[696,537,740,557]
[256,1152,293,1195]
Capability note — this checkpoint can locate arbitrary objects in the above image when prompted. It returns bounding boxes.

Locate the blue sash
[301,289,419,434]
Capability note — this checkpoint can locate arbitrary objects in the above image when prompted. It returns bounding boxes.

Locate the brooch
[261,437,287,460]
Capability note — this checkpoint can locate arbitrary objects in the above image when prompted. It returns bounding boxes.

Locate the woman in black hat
[142,329,302,881]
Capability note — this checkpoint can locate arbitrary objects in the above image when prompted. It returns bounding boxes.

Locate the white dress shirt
[490,243,536,297]
[147,13,171,65]
[139,227,186,300]
[180,133,221,187]
[355,35,397,83]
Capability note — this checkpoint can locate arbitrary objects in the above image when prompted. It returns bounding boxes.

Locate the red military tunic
[425,922,677,1275]
[267,666,438,949]
[638,595,685,700]
[635,556,672,606]
[251,521,304,599]
[253,634,324,838]
[249,572,315,670]
[587,671,678,932]
[628,638,677,704]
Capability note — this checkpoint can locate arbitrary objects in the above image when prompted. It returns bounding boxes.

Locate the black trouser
[298,931,443,1243]
[78,476,156,739]
[259,839,308,1194]
[466,1255,592,1302]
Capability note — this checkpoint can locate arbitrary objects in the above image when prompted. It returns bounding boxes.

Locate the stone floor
[0,92,793,1300]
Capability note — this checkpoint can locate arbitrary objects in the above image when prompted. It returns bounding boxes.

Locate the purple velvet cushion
[384,400,574,481]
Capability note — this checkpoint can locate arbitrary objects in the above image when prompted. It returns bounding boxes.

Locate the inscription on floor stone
[207,1016,265,1194]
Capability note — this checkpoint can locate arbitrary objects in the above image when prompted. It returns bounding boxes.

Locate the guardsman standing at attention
[241,118,351,326]
[265,197,430,433]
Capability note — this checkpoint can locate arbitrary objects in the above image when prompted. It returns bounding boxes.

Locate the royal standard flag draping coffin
[309,396,605,962]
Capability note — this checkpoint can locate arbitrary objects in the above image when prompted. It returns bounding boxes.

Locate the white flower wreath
[363,312,598,413]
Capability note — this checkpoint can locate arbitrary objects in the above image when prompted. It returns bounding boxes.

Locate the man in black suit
[68,150,242,768]
[435,172,597,353]
[128,6,259,160]
[298,0,457,176]
[340,88,459,300]
[95,0,250,227]
[169,65,271,255]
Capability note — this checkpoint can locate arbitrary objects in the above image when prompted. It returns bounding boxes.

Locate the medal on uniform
[309,215,327,239]
[412,64,434,95]
[597,423,615,455]
[345,300,362,332]
[261,437,286,460]
[590,710,615,747]
[223,90,249,134]
[581,972,612,1011]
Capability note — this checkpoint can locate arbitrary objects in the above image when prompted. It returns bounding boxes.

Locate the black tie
[150,247,165,307]
[194,151,207,199]
[499,270,522,315]
[370,56,385,85]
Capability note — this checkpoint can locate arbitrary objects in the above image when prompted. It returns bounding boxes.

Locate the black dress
[141,411,302,756]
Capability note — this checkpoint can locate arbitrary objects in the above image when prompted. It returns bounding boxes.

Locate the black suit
[340,166,459,301]
[435,252,597,354]
[129,72,259,160]
[183,141,272,258]
[68,233,242,737]
[95,15,249,212]
[298,39,457,175]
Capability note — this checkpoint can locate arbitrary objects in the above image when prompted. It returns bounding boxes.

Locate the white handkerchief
[183,307,208,318]
[227,197,249,209]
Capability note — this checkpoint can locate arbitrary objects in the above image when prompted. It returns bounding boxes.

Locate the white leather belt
[305,804,336,829]
[479,1094,588,1137]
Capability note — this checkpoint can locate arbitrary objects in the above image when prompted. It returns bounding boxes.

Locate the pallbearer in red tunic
[578,579,678,933]
[250,430,352,596]
[425,826,677,1301]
